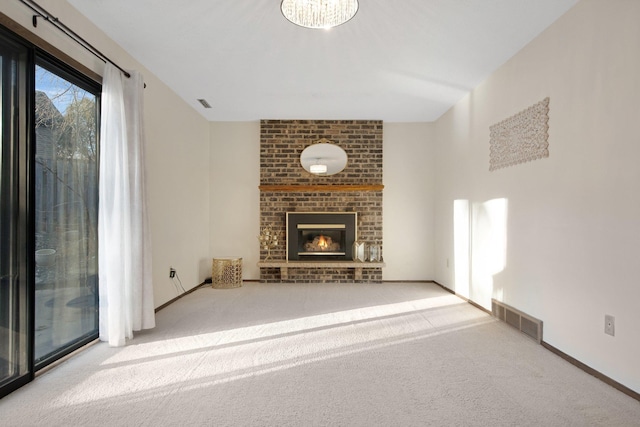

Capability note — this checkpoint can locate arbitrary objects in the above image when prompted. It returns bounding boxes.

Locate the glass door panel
[34,62,98,366]
[0,31,31,398]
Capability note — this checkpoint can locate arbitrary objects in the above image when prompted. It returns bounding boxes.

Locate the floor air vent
[491,299,543,343]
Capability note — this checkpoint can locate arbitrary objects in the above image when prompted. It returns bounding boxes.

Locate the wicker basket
[211,257,243,289]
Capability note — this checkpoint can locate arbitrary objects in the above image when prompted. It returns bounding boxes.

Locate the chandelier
[281,0,359,29]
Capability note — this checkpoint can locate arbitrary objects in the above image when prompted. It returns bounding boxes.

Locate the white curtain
[99,63,155,347]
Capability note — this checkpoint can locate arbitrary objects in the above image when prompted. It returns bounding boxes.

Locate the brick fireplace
[259,120,383,283]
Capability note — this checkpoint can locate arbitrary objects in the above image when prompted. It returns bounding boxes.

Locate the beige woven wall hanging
[489,97,549,171]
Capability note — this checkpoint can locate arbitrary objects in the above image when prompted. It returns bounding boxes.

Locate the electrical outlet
[604,314,615,336]
[169,268,176,278]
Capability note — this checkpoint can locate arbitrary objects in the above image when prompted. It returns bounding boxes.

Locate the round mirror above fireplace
[300,140,348,176]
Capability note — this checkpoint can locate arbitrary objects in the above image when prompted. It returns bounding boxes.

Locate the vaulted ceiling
[67,0,577,122]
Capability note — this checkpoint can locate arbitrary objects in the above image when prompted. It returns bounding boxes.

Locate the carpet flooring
[0,281,638,426]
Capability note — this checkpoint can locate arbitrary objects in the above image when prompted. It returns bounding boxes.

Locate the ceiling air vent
[197,98,212,108]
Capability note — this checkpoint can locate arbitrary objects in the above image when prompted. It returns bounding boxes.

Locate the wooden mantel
[259,184,384,192]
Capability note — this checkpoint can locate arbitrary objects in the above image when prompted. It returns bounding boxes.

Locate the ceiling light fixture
[281,0,359,29]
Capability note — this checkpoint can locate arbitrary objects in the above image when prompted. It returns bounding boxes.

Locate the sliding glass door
[33,59,99,367]
[0,29,32,397]
[0,25,100,398]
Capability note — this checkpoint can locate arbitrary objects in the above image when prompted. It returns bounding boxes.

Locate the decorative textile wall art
[489,97,550,171]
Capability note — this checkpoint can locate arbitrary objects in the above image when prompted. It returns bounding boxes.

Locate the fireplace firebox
[286,212,357,261]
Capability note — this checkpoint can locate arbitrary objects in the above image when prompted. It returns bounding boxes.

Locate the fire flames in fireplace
[305,234,340,252]
[299,229,344,256]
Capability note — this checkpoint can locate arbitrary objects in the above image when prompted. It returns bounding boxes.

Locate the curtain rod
[18,0,132,79]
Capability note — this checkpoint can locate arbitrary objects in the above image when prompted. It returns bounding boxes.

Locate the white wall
[209,122,261,279]
[146,88,210,306]
[2,0,212,308]
[383,123,435,280]
[434,0,640,392]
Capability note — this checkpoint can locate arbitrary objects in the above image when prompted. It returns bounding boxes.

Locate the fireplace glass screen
[298,226,346,256]
[286,212,356,261]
